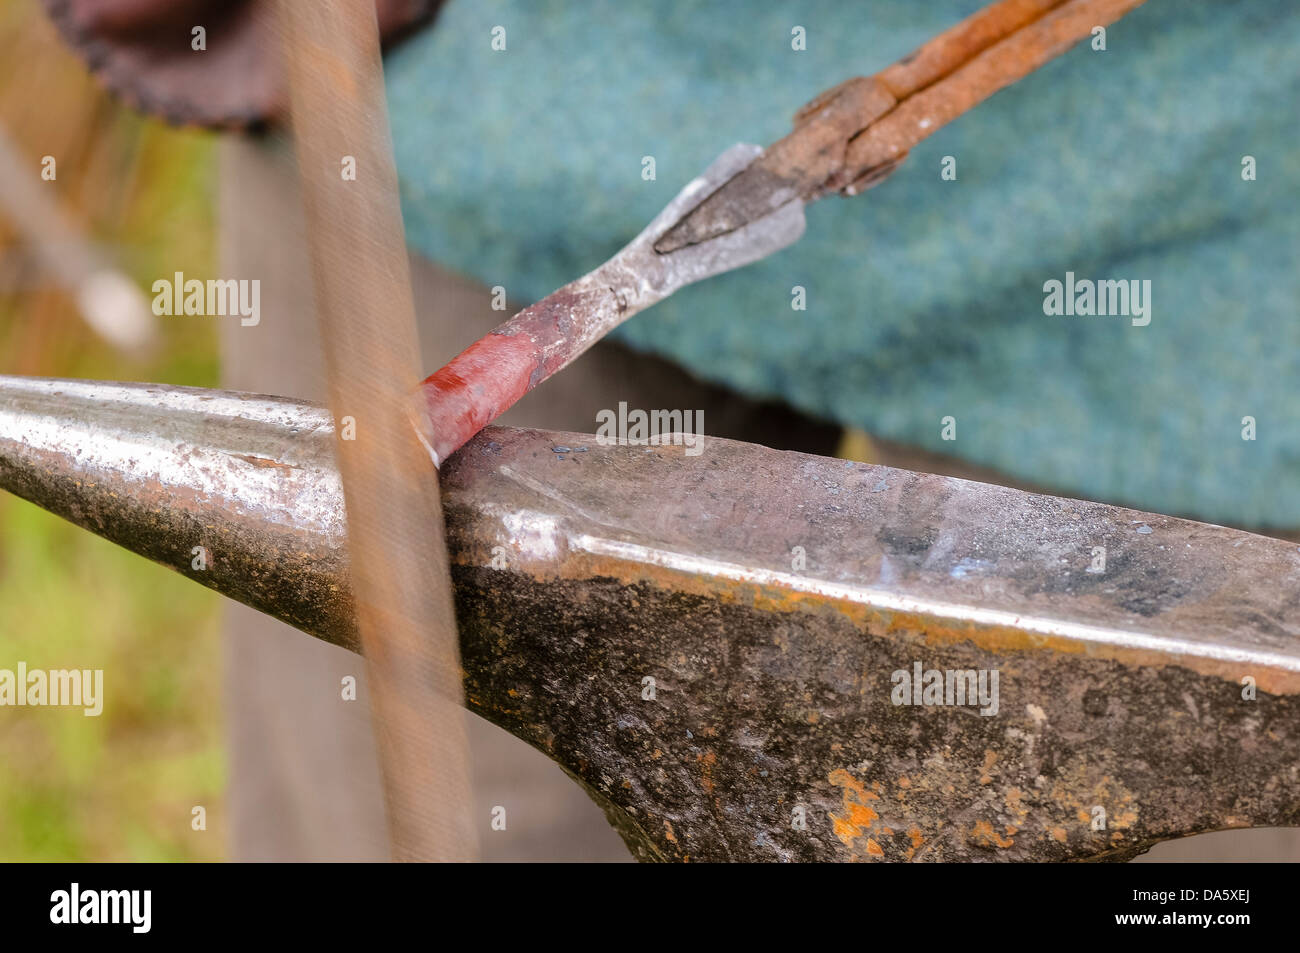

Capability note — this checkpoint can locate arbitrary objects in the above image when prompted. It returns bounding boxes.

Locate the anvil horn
[3,375,1299,861]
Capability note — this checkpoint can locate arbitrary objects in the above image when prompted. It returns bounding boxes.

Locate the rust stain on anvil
[828,769,880,850]
[231,453,299,470]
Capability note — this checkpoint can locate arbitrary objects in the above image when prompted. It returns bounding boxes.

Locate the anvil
[3,375,1298,862]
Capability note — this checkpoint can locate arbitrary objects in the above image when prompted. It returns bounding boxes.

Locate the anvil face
[3,376,1299,861]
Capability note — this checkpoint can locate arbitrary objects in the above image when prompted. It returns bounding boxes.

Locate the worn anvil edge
[443,426,1300,695]
[488,513,1300,692]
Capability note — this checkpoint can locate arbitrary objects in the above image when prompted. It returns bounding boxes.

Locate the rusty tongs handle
[655,0,1148,253]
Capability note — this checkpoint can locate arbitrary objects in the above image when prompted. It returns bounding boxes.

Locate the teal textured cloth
[386,0,1300,527]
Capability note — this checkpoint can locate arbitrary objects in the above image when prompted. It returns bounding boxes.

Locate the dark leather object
[41,0,443,129]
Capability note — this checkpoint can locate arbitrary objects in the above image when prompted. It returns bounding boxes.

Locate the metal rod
[414,143,804,466]
[276,0,477,861]
[838,0,1151,193]
[655,0,1147,249]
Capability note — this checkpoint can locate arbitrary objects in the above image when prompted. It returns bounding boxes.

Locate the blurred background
[0,0,221,861]
[0,0,1296,861]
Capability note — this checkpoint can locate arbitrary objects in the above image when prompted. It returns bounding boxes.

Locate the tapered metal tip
[0,375,358,648]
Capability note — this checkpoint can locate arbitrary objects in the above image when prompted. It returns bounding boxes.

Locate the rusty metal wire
[657,0,1148,249]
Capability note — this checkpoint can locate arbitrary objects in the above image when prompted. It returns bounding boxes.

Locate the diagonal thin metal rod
[275,0,477,861]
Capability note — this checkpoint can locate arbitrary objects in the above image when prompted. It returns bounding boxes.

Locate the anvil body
[3,376,1299,861]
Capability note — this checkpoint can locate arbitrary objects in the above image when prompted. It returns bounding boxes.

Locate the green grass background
[0,0,223,861]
